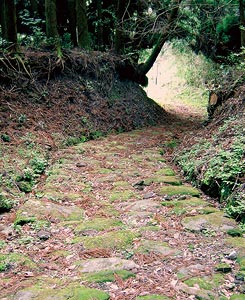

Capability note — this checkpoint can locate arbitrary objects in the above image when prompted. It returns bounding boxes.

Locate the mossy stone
[182,212,237,232]
[184,274,224,290]
[237,257,245,271]
[145,176,182,186]
[156,168,175,176]
[136,240,178,256]
[215,263,232,273]
[0,253,37,271]
[161,197,207,208]
[230,295,245,300]
[15,198,84,222]
[14,285,110,300]
[81,269,135,283]
[109,190,138,202]
[225,237,245,249]
[72,230,138,250]
[136,295,170,300]
[73,217,123,233]
[159,186,200,197]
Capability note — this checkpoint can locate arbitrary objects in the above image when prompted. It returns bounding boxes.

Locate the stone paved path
[1,124,245,300]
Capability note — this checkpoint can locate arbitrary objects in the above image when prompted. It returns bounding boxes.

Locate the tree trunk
[45,0,59,39]
[139,0,182,76]
[0,1,7,42]
[76,0,90,49]
[115,0,128,54]
[67,0,77,46]
[2,0,18,51]
[45,0,61,55]
[239,0,245,48]
[97,0,103,50]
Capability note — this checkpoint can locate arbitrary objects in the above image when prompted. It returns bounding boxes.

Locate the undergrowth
[176,116,245,222]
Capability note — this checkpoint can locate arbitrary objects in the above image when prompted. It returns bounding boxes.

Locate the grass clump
[0,194,15,213]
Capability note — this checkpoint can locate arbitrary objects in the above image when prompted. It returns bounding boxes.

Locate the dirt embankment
[0,49,168,149]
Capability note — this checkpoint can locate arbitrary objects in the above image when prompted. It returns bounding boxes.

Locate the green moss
[184,274,224,290]
[73,218,123,233]
[215,263,232,273]
[72,230,138,250]
[159,186,200,197]
[225,237,245,249]
[0,253,37,271]
[145,176,182,186]
[230,295,245,300]
[109,190,138,202]
[99,168,114,174]
[81,270,135,283]
[14,285,110,300]
[161,197,207,208]
[237,257,245,271]
[136,295,170,300]
[136,240,178,256]
[200,207,219,214]
[113,181,130,187]
[156,168,176,176]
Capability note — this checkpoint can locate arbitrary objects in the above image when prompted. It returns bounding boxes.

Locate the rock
[78,257,139,273]
[143,192,155,199]
[137,240,179,256]
[76,162,87,167]
[15,198,84,222]
[227,250,238,260]
[121,199,160,212]
[182,212,237,233]
[215,263,232,273]
[37,230,51,240]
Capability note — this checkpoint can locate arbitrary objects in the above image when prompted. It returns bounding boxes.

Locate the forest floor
[0,49,245,299]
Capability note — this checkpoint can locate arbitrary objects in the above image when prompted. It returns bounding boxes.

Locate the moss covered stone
[136,295,170,300]
[156,168,176,176]
[72,230,138,250]
[0,253,37,272]
[73,217,123,233]
[161,197,208,208]
[136,240,178,256]
[81,269,135,283]
[215,263,232,273]
[237,257,245,271]
[184,274,224,290]
[13,284,110,300]
[230,295,245,300]
[144,176,182,186]
[15,198,84,222]
[159,186,200,197]
[78,257,138,273]
[182,212,237,232]
[109,190,138,202]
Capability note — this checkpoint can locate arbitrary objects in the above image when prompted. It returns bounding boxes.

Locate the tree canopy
[0,0,244,79]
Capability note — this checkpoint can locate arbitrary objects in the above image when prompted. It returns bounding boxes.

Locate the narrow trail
[0,116,244,300]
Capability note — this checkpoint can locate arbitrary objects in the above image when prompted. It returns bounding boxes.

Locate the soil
[0,49,245,299]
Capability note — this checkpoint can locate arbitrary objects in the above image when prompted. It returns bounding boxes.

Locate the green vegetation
[176,117,245,222]
[81,270,135,283]
[0,194,15,213]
